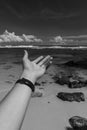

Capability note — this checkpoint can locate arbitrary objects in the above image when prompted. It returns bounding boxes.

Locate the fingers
[33,56,44,63]
[42,58,52,69]
[43,58,52,67]
[41,58,52,71]
[38,55,52,66]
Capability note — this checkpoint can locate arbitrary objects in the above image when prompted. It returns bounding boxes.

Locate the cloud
[0,30,87,46]
[63,35,87,43]
[0,30,43,43]
[50,35,87,46]
[22,34,43,42]
[51,35,87,43]
[0,30,23,42]
[49,36,75,45]
[63,35,87,39]
[50,36,65,43]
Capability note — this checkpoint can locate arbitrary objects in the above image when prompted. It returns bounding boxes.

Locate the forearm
[0,70,35,130]
[0,50,51,130]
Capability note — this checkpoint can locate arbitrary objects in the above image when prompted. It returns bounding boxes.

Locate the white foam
[0,45,87,49]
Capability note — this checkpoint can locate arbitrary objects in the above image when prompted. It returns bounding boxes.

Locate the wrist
[16,78,35,92]
[20,70,36,85]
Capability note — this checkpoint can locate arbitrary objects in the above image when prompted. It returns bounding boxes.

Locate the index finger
[38,55,52,66]
[33,56,44,63]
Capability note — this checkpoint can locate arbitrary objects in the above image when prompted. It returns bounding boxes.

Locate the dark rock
[53,68,87,88]
[54,73,87,88]
[41,81,46,84]
[69,116,87,130]
[57,92,85,102]
[31,91,43,97]
[64,59,87,69]
[55,76,70,85]
[68,80,87,89]
[65,60,78,67]
[53,73,70,85]
[35,82,40,86]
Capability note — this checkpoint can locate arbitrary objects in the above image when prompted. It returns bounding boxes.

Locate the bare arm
[0,50,52,130]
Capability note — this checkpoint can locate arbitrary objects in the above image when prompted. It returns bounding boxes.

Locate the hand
[21,50,53,84]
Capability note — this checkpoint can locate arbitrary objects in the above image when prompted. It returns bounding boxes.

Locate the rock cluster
[68,80,87,88]
[54,60,87,129]
[69,116,87,130]
[53,72,87,88]
[54,75,70,85]
[57,92,85,102]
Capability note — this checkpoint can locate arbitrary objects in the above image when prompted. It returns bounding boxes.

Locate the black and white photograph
[0,0,87,130]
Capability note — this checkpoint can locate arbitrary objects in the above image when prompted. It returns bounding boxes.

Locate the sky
[0,0,87,36]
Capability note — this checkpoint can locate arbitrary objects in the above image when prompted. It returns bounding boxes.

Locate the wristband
[16,78,35,92]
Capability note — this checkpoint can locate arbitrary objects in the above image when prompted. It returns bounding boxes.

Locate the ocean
[0,47,87,65]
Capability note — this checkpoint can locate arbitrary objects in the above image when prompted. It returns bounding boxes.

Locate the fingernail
[50,57,53,59]
[24,50,27,53]
[50,61,52,63]
[47,55,50,57]
[42,65,45,68]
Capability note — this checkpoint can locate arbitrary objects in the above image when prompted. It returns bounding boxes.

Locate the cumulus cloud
[0,30,43,43]
[0,30,87,45]
[63,35,87,43]
[0,30,23,42]
[53,36,63,42]
[50,35,87,46]
[49,36,75,45]
[50,35,87,44]
[50,36,65,43]
[22,34,43,42]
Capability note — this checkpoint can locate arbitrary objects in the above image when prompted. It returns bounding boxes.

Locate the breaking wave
[0,45,87,49]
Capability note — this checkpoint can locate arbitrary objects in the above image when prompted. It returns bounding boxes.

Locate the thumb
[23,50,28,60]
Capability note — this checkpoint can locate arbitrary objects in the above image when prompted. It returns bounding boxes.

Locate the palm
[23,50,52,80]
[25,61,45,76]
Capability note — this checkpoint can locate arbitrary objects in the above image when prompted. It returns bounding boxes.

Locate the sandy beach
[0,48,87,130]
[21,65,87,130]
[0,60,87,130]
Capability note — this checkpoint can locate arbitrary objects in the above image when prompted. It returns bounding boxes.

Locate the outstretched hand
[21,50,53,84]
